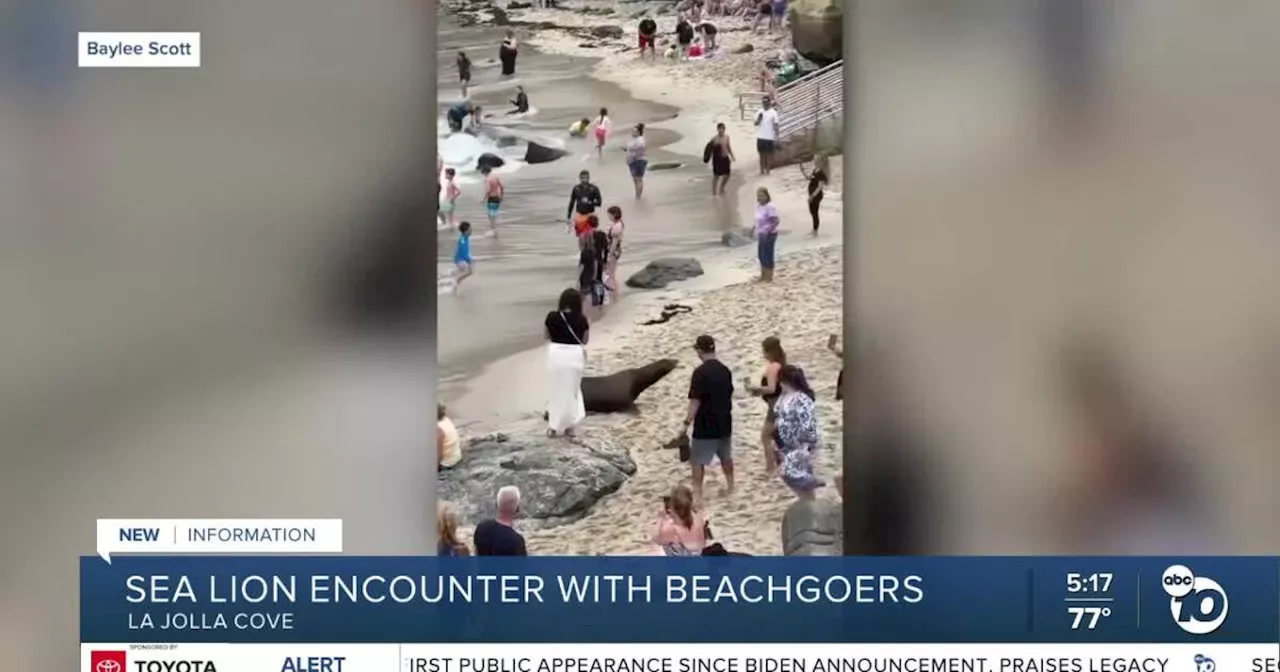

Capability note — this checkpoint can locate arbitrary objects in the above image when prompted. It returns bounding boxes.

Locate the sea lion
[582,358,678,413]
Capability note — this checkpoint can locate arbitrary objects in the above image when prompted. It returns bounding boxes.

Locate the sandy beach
[441,0,845,556]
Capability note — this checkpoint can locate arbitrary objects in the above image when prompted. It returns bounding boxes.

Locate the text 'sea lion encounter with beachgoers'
[433,0,846,556]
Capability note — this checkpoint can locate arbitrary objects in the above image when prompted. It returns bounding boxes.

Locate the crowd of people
[435,1,843,556]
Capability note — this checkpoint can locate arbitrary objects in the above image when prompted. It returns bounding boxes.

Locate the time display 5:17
[1066,572,1113,594]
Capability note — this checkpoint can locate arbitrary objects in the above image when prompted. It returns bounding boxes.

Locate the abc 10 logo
[1162,565,1229,635]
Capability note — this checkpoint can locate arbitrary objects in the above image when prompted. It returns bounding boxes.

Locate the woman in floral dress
[772,365,823,499]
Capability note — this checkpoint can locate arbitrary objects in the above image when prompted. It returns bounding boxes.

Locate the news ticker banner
[78,643,1280,672]
[81,557,1280,644]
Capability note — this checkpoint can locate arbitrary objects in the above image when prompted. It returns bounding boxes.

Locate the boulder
[588,25,625,39]
[781,499,843,556]
[789,0,843,65]
[720,226,754,248]
[625,257,704,289]
[439,429,637,530]
[491,8,511,25]
[524,141,570,164]
[476,153,505,171]
[507,0,532,8]
[731,43,755,54]
[647,161,682,170]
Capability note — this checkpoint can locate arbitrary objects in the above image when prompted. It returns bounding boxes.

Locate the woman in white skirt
[544,288,590,437]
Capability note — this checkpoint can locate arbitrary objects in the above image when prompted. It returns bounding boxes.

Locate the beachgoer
[567,170,603,236]
[753,187,780,281]
[683,335,736,501]
[752,0,772,32]
[604,206,625,296]
[509,85,530,115]
[754,96,780,175]
[437,403,462,469]
[675,17,695,58]
[481,165,504,235]
[770,0,788,30]
[828,333,844,401]
[474,486,528,555]
[439,167,461,228]
[625,123,648,199]
[699,21,719,51]
[704,122,735,195]
[499,30,519,76]
[578,224,605,309]
[545,288,589,437]
[437,502,471,556]
[638,18,658,59]
[466,104,484,134]
[456,51,472,97]
[772,365,823,499]
[801,159,828,234]
[592,108,612,159]
[744,336,785,473]
[651,485,708,555]
[446,101,472,133]
[569,117,591,137]
[589,217,610,305]
[452,221,474,291]
[437,154,444,214]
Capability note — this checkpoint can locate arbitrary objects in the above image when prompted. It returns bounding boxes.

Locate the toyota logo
[96,660,122,672]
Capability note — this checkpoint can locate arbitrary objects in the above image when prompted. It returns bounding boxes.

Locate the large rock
[789,0,843,65]
[781,499,843,555]
[439,429,637,530]
[524,141,570,164]
[476,153,505,171]
[625,258,704,289]
[720,226,754,248]
[588,25,625,39]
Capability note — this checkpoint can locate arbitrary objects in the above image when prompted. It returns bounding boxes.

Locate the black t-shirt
[473,519,528,556]
[639,19,657,36]
[545,310,589,345]
[568,183,603,217]
[676,21,694,44]
[808,169,827,197]
[457,55,471,78]
[578,247,599,289]
[689,358,734,439]
[701,22,717,37]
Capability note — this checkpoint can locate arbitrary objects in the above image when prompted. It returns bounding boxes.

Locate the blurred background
[847,0,1280,556]
[0,0,434,666]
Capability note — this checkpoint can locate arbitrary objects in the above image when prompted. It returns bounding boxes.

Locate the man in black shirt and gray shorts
[682,335,736,501]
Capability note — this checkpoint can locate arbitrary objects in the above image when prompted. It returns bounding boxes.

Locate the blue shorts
[486,198,502,217]
[757,232,778,269]
[628,159,648,178]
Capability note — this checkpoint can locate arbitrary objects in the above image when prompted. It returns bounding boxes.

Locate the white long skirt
[546,343,586,432]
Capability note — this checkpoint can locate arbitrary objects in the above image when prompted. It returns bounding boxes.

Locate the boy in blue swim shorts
[453,221,474,292]
[481,165,504,236]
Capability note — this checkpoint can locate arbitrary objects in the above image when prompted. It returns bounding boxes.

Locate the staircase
[739,59,844,141]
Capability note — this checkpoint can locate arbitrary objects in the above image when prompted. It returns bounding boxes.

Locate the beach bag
[558,311,588,365]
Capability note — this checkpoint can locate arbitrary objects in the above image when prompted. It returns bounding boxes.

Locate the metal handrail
[775,60,844,140]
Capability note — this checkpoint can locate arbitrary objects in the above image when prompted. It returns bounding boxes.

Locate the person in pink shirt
[651,485,708,555]
[753,186,780,281]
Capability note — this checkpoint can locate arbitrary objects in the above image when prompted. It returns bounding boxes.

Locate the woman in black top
[800,159,829,234]
[499,30,518,76]
[675,18,695,58]
[544,288,590,437]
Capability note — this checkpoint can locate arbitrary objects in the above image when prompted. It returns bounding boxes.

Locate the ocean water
[435,18,746,397]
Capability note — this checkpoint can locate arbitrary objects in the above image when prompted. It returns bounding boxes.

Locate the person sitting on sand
[438,403,462,469]
[509,85,529,115]
[772,365,823,500]
[437,502,471,556]
[474,486,528,555]
[652,484,708,556]
[569,117,591,137]
[683,335,736,502]
[663,44,680,60]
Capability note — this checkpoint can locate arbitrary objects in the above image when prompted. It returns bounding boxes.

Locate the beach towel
[546,342,586,432]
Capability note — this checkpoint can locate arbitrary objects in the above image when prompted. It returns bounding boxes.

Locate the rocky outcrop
[524,141,570,164]
[625,258,704,289]
[439,428,636,530]
[782,499,843,555]
[476,153,505,171]
[790,0,843,65]
[720,226,754,248]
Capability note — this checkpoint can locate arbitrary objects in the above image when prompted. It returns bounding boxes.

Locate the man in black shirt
[674,18,695,59]
[682,335,735,501]
[473,485,529,555]
[567,170,603,237]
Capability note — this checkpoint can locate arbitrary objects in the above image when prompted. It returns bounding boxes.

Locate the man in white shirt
[754,96,780,175]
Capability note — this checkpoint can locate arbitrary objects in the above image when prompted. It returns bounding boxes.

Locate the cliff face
[789,0,844,65]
